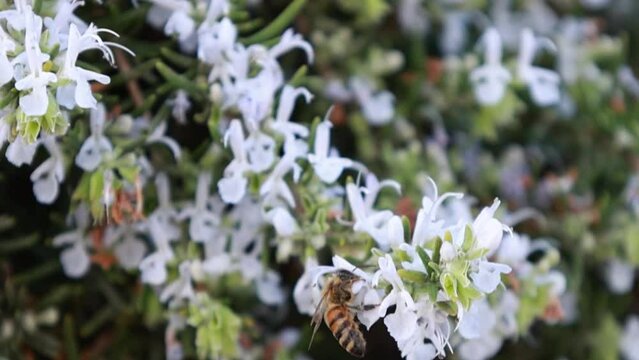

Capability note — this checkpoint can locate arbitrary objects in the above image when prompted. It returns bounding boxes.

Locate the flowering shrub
[1,0,639,359]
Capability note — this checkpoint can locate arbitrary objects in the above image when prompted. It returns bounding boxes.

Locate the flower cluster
[295,179,518,359]
[455,229,566,360]
[0,0,131,203]
[470,27,560,107]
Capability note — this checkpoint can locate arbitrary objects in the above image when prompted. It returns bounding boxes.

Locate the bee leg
[362,304,378,311]
[347,303,379,311]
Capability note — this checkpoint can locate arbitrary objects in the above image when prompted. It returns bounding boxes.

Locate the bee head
[335,269,360,283]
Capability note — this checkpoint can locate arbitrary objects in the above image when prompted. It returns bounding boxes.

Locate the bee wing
[308,290,329,350]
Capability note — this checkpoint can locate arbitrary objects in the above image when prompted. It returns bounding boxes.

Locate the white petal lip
[267,207,298,237]
[471,261,512,293]
[605,259,636,295]
[218,175,247,204]
[6,137,38,166]
[139,252,168,285]
[32,173,59,204]
[115,236,147,270]
[60,242,90,278]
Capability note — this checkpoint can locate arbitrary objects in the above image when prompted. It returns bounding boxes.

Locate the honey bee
[309,269,368,358]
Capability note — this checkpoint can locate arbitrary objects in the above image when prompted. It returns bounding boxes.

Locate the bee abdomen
[326,305,366,358]
[339,328,366,358]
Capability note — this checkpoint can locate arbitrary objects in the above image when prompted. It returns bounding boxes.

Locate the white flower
[170,90,191,124]
[160,261,195,303]
[324,79,352,102]
[400,299,451,359]
[6,133,38,166]
[0,0,30,30]
[15,9,57,116]
[346,182,394,249]
[265,207,299,237]
[373,255,415,319]
[397,0,429,36]
[536,270,567,298]
[267,28,314,64]
[256,270,286,305]
[43,0,87,47]
[496,232,531,269]
[457,333,503,360]
[75,103,112,171]
[60,242,90,278]
[399,243,428,273]
[350,77,394,126]
[517,28,560,106]
[198,17,238,82]
[181,172,220,243]
[458,299,496,339]
[470,28,511,106]
[293,257,328,315]
[0,27,16,86]
[604,259,635,295]
[362,173,401,210]
[245,130,275,172]
[260,153,301,208]
[236,72,279,126]
[471,261,512,294]
[53,230,90,279]
[139,251,168,285]
[411,178,463,246]
[201,253,232,276]
[218,120,249,204]
[113,233,147,270]
[385,215,405,249]
[308,118,352,183]
[441,11,470,56]
[620,316,639,360]
[146,121,181,160]
[165,10,195,41]
[271,85,312,155]
[384,294,419,346]
[30,136,64,204]
[472,199,509,255]
[57,23,125,110]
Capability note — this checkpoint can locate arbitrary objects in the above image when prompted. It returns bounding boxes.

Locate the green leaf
[0,233,38,253]
[63,315,79,360]
[24,119,41,144]
[423,282,439,302]
[431,237,442,265]
[415,245,431,271]
[155,61,206,99]
[289,65,308,87]
[401,215,412,244]
[13,260,60,285]
[462,225,474,252]
[398,269,427,283]
[591,314,620,360]
[0,88,18,109]
[89,171,105,219]
[72,173,91,202]
[440,272,457,301]
[117,164,139,184]
[160,47,196,68]
[80,306,116,338]
[457,284,481,310]
[240,0,308,45]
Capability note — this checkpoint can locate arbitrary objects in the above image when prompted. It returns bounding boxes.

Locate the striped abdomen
[324,304,366,358]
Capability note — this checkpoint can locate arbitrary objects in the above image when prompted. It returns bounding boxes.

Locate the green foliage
[187,294,242,359]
